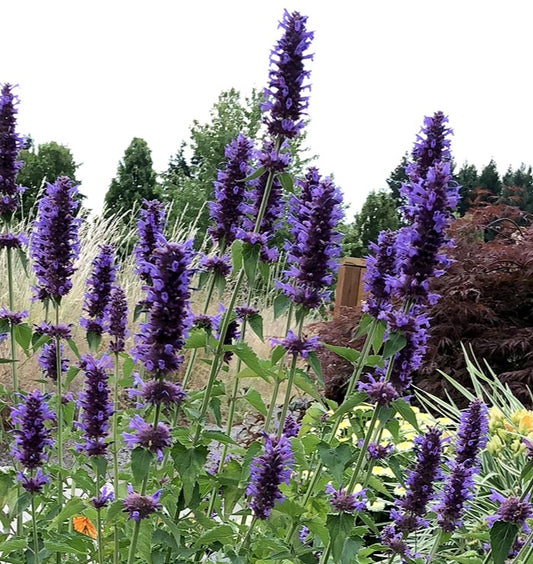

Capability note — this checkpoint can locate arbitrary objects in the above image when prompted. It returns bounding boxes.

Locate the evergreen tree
[478,159,502,202]
[17,140,80,219]
[341,190,399,257]
[502,163,533,212]
[104,138,159,219]
[386,154,409,208]
[455,162,479,215]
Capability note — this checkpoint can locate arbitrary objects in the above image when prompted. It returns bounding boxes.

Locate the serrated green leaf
[172,444,208,504]
[66,338,80,359]
[317,442,352,483]
[306,351,323,386]
[248,313,263,341]
[490,521,519,564]
[327,513,354,563]
[391,399,420,431]
[241,166,265,182]
[0,538,27,553]
[14,323,32,355]
[185,328,208,349]
[86,330,102,352]
[196,524,235,547]
[244,388,267,416]
[323,343,360,364]
[242,242,259,285]
[273,293,291,320]
[231,239,243,272]
[382,331,407,359]
[293,371,321,401]
[50,498,85,527]
[17,247,29,276]
[226,342,275,381]
[371,321,386,354]
[353,313,375,339]
[131,447,154,484]
[65,366,80,388]
[271,344,286,365]
[277,172,294,193]
[202,430,237,445]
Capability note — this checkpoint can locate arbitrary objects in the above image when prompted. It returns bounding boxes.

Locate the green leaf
[242,242,259,285]
[306,351,323,386]
[133,303,146,322]
[248,313,264,342]
[14,323,32,355]
[270,344,286,365]
[329,392,368,421]
[0,319,10,334]
[371,320,386,354]
[323,344,360,364]
[172,444,208,504]
[0,358,16,364]
[273,293,291,320]
[391,399,420,431]
[277,172,294,193]
[0,538,27,553]
[185,328,207,349]
[231,239,243,272]
[65,366,80,388]
[131,447,154,484]
[317,443,352,483]
[293,371,321,401]
[354,313,375,339]
[244,388,267,416]
[86,330,102,352]
[17,247,29,276]
[226,342,275,381]
[202,430,237,445]
[327,513,354,563]
[382,331,407,359]
[490,521,519,564]
[67,338,80,359]
[32,333,50,351]
[50,498,85,527]
[241,166,265,182]
[340,537,362,564]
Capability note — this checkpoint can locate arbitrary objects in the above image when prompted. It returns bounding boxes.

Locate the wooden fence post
[333,257,367,318]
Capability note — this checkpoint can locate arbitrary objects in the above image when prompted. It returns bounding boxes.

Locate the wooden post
[333,257,366,318]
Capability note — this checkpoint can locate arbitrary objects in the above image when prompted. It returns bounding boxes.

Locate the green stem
[112,352,120,564]
[237,516,257,555]
[127,521,141,564]
[318,543,331,564]
[427,529,443,562]
[96,465,104,564]
[54,304,64,553]
[6,247,18,391]
[31,493,40,563]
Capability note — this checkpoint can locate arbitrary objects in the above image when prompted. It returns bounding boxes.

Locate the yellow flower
[372,466,395,478]
[367,499,386,512]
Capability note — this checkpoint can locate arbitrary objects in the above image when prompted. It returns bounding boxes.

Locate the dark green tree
[341,190,400,257]
[386,154,409,208]
[502,163,533,212]
[16,140,80,219]
[104,137,159,218]
[454,162,479,215]
[477,159,502,203]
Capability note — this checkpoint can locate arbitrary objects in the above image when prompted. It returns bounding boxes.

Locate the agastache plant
[80,244,117,337]
[134,199,166,284]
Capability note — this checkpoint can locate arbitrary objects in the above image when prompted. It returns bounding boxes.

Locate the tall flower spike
[80,244,117,335]
[38,341,68,381]
[277,167,343,309]
[10,390,55,492]
[133,240,193,375]
[134,199,166,284]
[246,434,294,519]
[77,354,114,456]
[122,485,162,521]
[262,10,314,140]
[436,399,488,532]
[107,284,129,353]
[0,83,25,217]
[30,176,81,302]
[208,134,253,247]
[391,427,443,533]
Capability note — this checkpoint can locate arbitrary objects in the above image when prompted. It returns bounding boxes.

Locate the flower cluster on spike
[436,399,488,531]
[38,341,68,381]
[246,434,294,519]
[208,134,253,247]
[30,176,81,303]
[262,10,314,140]
[0,83,25,217]
[77,354,114,457]
[10,390,55,493]
[277,167,343,309]
[80,244,117,335]
[107,284,129,353]
[133,239,193,375]
[382,427,443,556]
[122,485,162,521]
[134,199,166,284]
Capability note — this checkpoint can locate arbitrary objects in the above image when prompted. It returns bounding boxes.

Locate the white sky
[3,1,533,218]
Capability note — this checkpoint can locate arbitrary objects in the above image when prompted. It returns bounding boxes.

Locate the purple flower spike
[436,399,488,532]
[38,341,68,381]
[132,377,187,407]
[325,484,367,513]
[133,240,193,375]
[262,10,314,140]
[91,484,115,509]
[392,427,443,533]
[246,434,294,519]
[358,375,399,407]
[123,414,171,461]
[34,322,72,340]
[80,244,117,335]
[30,176,81,303]
[134,199,166,283]
[122,485,162,521]
[77,354,113,456]
[487,492,533,533]
[282,414,301,438]
[367,442,394,460]
[0,83,25,217]
[208,134,253,246]
[406,111,452,185]
[199,254,232,278]
[11,390,55,482]
[0,307,27,326]
[107,284,129,353]
[235,305,259,321]
[17,467,50,494]
[277,168,343,310]
[270,330,320,359]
